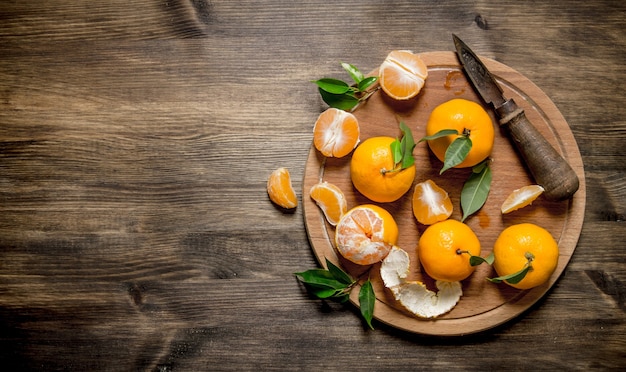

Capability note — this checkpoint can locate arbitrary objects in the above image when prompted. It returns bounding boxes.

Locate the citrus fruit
[493,223,559,289]
[501,185,545,214]
[267,167,297,209]
[350,136,416,203]
[313,107,360,158]
[379,50,428,100]
[381,247,462,318]
[309,181,348,226]
[412,179,453,225]
[417,219,481,282]
[425,98,495,168]
[335,204,398,265]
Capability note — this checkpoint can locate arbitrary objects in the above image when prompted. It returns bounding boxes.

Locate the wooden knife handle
[496,99,579,201]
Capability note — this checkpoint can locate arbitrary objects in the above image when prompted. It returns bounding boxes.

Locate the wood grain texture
[0,0,624,370]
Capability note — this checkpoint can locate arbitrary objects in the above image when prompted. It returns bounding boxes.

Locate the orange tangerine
[335,204,398,265]
[425,98,494,168]
[313,108,360,158]
[417,220,481,282]
[267,167,297,209]
[412,179,453,225]
[493,223,559,289]
[501,185,545,214]
[309,181,348,226]
[379,50,428,100]
[350,136,416,203]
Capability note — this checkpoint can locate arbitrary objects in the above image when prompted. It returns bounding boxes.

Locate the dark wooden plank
[0,0,624,370]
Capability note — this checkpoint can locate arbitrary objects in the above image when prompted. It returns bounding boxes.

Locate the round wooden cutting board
[302,51,585,336]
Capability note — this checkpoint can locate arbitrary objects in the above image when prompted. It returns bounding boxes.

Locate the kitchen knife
[452,34,579,201]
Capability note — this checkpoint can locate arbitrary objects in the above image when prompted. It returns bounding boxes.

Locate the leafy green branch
[457,250,495,267]
[420,129,493,222]
[418,129,472,174]
[487,252,535,285]
[383,121,416,174]
[295,258,376,330]
[312,62,379,111]
[460,159,492,222]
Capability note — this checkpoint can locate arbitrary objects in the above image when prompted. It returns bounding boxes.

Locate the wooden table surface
[1,1,624,370]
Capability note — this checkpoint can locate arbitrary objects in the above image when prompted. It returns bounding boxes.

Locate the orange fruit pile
[335,204,398,265]
[425,98,495,168]
[493,223,559,289]
[350,136,416,203]
[417,219,481,282]
[313,108,360,158]
[411,179,453,225]
[379,50,428,100]
[309,181,348,226]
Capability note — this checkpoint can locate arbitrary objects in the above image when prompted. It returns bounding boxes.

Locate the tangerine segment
[417,220,481,282]
[350,136,416,203]
[313,108,360,158]
[267,167,297,209]
[412,179,453,225]
[493,223,559,289]
[501,185,545,214]
[335,205,398,265]
[309,181,348,226]
[425,98,495,168]
[379,50,428,100]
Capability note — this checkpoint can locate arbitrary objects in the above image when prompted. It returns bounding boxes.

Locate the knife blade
[452,34,579,201]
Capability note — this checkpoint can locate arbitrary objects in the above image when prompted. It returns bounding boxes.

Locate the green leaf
[417,129,459,143]
[472,159,489,173]
[469,252,494,266]
[384,122,415,173]
[308,286,344,299]
[295,268,349,290]
[341,62,365,84]
[359,279,375,330]
[399,122,416,169]
[389,140,401,166]
[318,89,359,111]
[487,265,532,284]
[357,76,378,91]
[313,78,351,94]
[441,136,472,174]
[325,258,354,286]
[460,163,492,221]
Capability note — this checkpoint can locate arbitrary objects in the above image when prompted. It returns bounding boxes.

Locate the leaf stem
[488,252,535,284]
[456,250,494,266]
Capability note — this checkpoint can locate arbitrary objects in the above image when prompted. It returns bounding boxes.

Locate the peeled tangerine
[412,179,453,225]
[335,205,398,265]
[379,50,428,100]
[501,185,545,214]
[380,246,462,318]
[313,108,360,158]
[267,167,297,209]
[309,181,348,226]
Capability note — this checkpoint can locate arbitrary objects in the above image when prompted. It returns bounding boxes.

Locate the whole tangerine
[493,223,559,289]
[417,219,481,282]
[350,136,416,203]
[425,98,494,168]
